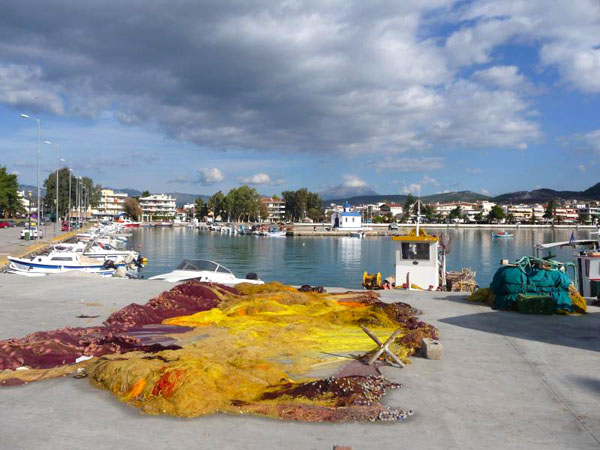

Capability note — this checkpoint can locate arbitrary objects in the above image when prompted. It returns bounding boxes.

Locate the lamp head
[20,114,30,119]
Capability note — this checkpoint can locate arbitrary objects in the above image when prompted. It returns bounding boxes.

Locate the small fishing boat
[265,227,286,237]
[149,259,264,285]
[492,231,513,238]
[7,251,124,277]
[350,231,363,239]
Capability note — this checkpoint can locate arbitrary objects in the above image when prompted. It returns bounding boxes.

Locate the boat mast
[416,186,421,236]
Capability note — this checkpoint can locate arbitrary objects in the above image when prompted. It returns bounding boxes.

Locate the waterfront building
[139,194,177,221]
[17,190,36,216]
[331,202,362,229]
[433,202,478,221]
[379,203,403,217]
[553,207,579,223]
[261,197,286,222]
[505,204,534,222]
[94,189,128,218]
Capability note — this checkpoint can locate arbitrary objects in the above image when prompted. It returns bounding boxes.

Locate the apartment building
[139,194,177,221]
[94,189,128,218]
[261,197,286,222]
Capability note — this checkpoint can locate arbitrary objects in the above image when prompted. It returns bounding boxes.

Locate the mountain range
[325,190,491,206]
[19,182,600,208]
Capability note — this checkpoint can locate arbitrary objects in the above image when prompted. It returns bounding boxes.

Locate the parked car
[62,222,73,231]
[388,223,399,230]
[0,221,10,229]
[20,227,43,239]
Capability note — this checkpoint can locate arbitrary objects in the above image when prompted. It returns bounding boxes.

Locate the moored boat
[149,259,264,285]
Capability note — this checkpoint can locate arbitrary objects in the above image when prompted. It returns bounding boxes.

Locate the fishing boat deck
[0,275,599,450]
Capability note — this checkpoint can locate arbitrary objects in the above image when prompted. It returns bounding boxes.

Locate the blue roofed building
[331,202,363,230]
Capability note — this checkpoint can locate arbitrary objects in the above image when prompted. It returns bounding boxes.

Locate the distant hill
[493,182,600,204]
[319,186,378,201]
[325,190,490,206]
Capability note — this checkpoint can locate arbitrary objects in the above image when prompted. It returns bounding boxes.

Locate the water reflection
[132,227,588,288]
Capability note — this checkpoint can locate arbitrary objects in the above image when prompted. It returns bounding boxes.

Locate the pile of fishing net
[0,281,437,422]
[446,268,477,293]
[468,257,586,314]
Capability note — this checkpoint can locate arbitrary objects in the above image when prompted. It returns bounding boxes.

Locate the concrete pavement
[0,275,598,450]
[0,224,81,267]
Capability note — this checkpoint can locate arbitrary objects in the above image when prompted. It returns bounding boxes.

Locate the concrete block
[421,338,443,360]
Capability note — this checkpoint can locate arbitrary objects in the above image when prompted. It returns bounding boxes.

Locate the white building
[331,203,362,229]
[17,190,36,216]
[261,197,286,222]
[139,194,177,221]
[379,203,403,217]
[94,189,128,218]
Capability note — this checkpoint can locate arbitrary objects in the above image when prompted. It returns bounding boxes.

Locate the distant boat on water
[492,231,513,238]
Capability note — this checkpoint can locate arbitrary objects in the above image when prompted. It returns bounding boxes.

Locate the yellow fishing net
[86,283,431,419]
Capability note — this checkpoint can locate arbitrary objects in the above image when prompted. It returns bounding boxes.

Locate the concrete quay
[0,275,599,450]
[0,224,85,268]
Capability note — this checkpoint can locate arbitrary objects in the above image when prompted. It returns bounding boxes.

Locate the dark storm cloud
[0,0,544,155]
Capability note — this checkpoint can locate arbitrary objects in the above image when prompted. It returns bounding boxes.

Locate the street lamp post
[27,191,32,238]
[20,114,41,240]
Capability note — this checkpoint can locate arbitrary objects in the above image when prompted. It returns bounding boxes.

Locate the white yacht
[149,259,264,285]
[7,251,124,277]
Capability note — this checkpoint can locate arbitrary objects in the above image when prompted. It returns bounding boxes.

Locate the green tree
[43,168,73,219]
[449,206,462,221]
[373,215,384,224]
[0,166,22,218]
[123,197,142,220]
[579,212,590,224]
[259,201,269,221]
[225,185,261,222]
[404,193,415,212]
[474,212,484,223]
[208,191,227,222]
[489,205,506,222]
[544,200,555,221]
[194,197,204,219]
[141,190,151,198]
[423,204,435,222]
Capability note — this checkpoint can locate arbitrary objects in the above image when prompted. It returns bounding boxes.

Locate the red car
[0,221,10,229]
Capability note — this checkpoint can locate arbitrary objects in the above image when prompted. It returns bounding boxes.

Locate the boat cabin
[392,229,439,290]
[535,239,600,297]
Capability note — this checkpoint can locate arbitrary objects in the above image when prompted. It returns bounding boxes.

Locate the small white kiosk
[393,228,439,290]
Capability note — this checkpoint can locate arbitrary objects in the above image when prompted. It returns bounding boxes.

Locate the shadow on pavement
[437,296,600,353]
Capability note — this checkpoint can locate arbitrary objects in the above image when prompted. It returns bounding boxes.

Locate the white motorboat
[265,227,286,237]
[7,251,123,277]
[149,259,264,285]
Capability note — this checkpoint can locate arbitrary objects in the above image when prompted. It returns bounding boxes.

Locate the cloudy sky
[1,0,599,196]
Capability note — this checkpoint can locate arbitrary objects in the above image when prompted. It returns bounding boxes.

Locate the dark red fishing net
[0,281,233,372]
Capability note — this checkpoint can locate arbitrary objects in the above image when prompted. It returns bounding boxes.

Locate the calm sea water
[130,227,593,289]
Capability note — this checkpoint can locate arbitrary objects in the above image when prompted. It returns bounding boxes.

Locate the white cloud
[168,175,189,183]
[0,64,65,115]
[400,174,439,194]
[466,168,482,174]
[472,66,527,89]
[371,157,445,172]
[577,164,586,173]
[481,188,490,195]
[453,0,600,93]
[197,168,225,185]
[560,128,600,153]
[341,175,368,188]
[239,172,285,186]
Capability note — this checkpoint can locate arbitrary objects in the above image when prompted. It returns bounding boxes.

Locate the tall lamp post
[19,114,40,239]
[27,191,32,238]
[44,140,60,236]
